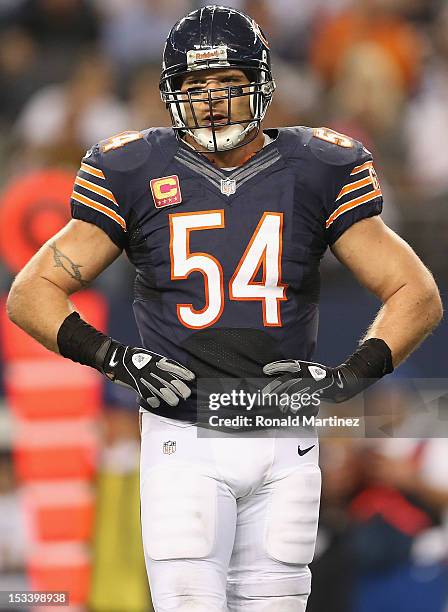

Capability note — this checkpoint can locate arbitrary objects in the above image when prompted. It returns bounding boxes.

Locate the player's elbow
[6,274,35,327]
[428,290,443,329]
[6,277,24,325]
[417,277,443,332]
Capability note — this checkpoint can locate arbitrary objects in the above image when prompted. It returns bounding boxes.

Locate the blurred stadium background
[0,0,447,610]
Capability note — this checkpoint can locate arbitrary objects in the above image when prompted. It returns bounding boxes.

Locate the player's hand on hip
[56,312,195,409]
[263,338,394,405]
[102,343,195,408]
[262,359,353,405]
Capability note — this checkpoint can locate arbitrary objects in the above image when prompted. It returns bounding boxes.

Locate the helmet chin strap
[189,122,257,152]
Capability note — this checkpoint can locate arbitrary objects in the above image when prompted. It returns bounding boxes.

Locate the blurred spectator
[197,0,351,61]
[309,380,448,612]
[310,0,424,94]
[244,0,350,62]
[98,0,190,73]
[404,6,448,197]
[0,0,24,21]
[125,63,169,131]
[330,44,406,141]
[267,58,321,127]
[10,0,100,82]
[264,59,318,129]
[308,438,361,612]
[13,0,99,45]
[373,0,441,24]
[325,41,409,191]
[0,28,44,123]
[14,51,130,167]
[349,439,448,612]
[347,383,448,612]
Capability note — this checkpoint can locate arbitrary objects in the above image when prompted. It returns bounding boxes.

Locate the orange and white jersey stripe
[80,162,105,180]
[71,161,126,232]
[326,160,382,229]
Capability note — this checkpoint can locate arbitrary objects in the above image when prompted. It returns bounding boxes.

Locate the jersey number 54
[169,211,287,329]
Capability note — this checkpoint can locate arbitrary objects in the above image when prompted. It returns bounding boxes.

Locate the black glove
[57,312,195,409]
[99,342,195,408]
[262,338,393,408]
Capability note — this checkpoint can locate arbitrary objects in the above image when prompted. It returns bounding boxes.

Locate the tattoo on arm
[49,242,89,287]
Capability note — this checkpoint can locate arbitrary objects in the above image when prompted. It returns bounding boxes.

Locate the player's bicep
[331,216,435,302]
[16,219,121,295]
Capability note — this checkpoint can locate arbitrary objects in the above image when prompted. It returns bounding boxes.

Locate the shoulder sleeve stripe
[326,188,382,229]
[71,191,126,230]
[74,176,118,207]
[336,176,373,201]
[80,162,105,179]
[350,160,374,175]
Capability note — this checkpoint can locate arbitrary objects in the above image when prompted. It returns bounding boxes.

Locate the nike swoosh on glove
[102,343,195,409]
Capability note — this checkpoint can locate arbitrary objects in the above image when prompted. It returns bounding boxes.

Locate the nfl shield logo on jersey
[220,178,237,196]
[163,440,176,454]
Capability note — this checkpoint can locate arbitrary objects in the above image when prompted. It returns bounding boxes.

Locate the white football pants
[140,412,321,612]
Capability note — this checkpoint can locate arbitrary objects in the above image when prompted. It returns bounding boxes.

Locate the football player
[7,5,442,612]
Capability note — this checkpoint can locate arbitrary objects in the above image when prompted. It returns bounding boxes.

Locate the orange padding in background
[28,543,91,605]
[0,169,73,274]
[23,481,95,542]
[15,444,97,481]
[1,290,107,606]
[14,418,98,481]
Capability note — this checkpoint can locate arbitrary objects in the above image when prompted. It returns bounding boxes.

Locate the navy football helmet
[160,5,275,153]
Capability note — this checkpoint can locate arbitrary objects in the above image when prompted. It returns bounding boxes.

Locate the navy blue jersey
[70,126,383,420]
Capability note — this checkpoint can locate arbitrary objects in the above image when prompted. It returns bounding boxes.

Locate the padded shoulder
[84,127,177,174]
[306,127,367,166]
[84,130,152,173]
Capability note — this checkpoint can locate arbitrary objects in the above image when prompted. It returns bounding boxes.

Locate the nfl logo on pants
[163,440,176,454]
